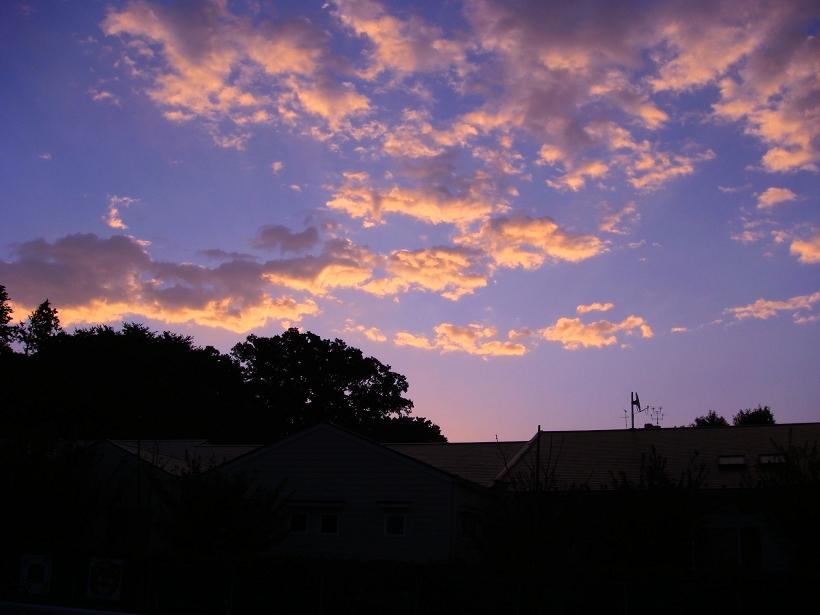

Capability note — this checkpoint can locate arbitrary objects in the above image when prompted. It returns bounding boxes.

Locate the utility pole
[534,424,541,491]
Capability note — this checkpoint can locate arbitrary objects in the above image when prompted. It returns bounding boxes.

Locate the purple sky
[1,0,819,440]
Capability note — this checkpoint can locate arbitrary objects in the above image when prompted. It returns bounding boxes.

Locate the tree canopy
[0,285,13,352]
[692,410,729,428]
[16,299,61,355]
[0,289,445,442]
[231,330,418,438]
[733,405,776,426]
[691,406,777,428]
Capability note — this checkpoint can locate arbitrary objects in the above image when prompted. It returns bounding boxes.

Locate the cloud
[718,184,750,193]
[789,232,820,264]
[0,233,322,334]
[599,202,639,235]
[708,7,820,173]
[286,75,371,128]
[270,161,284,174]
[343,319,387,342]
[363,246,487,301]
[670,326,689,333]
[210,131,251,151]
[104,195,139,230]
[260,238,376,296]
[395,322,527,357]
[38,152,52,160]
[251,225,320,253]
[454,215,605,270]
[725,290,820,321]
[540,314,653,350]
[89,88,121,106]
[333,0,466,79]
[546,160,609,192]
[576,302,614,314]
[326,168,501,227]
[756,187,797,209]
[102,0,369,140]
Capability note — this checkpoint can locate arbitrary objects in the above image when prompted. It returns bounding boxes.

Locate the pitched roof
[110,440,260,476]
[500,423,820,490]
[386,441,527,487]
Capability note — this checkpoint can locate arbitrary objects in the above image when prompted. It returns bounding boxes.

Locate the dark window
[384,513,405,536]
[290,512,308,534]
[320,513,339,535]
[717,455,746,468]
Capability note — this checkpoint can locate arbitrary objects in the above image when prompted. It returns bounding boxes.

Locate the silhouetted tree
[733,405,775,426]
[0,315,445,442]
[692,409,729,427]
[231,329,444,442]
[0,322,246,439]
[16,299,61,355]
[0,284,14,352]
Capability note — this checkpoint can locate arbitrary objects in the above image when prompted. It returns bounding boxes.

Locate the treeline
[0,285,445,442]
[692,407,776,427]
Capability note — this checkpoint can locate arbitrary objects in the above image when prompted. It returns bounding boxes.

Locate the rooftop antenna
[621,408,629,429]
[650,405,664,427]
[629,392,647,430]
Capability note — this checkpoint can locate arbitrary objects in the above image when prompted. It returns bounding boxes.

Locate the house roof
[110,440,260,476]
[386,441,527,487]
[214,422,497,492]
[500,423,820,490]
[107,422,820,489]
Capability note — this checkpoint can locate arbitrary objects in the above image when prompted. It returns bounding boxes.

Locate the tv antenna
[629,391,647,430]
[650,405,664,427]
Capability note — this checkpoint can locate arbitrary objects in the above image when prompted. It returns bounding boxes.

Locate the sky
[1,0,819,441]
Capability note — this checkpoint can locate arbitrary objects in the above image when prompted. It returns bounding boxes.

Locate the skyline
[1,0,819,440]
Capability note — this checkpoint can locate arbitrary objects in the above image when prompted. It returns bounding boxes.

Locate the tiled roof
[501,423,820,490]
[110,440,260,476]
[386,441,527,487]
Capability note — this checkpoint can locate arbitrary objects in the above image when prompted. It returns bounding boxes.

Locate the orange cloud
[261,239,376,296]
[102,0,368,138]
[104,195,139,230]
[0,232,337,334]
[546,160,609,192]
[363,247,487,301]
[395,322,527,357]
[576,302,614,314]
[334,0,466,79]
[455,216,605,270]
[326,171,500,227]
[757,187,797,209]
[790,233,820,264]
[343,320,387,342]
[726,291,820,321]
[599,202,639,235]
[51,295,319,334]
[541,315,653,350]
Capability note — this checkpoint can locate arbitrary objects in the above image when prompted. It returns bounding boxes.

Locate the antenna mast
[629,392,646,430]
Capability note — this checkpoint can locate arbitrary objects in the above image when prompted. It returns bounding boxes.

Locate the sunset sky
[1,0,818,439]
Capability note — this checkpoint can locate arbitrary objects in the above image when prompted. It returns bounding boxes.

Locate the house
[102,422,820,571]
[213,423,498,562]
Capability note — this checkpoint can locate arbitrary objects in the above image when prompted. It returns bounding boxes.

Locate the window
[759,453,786,465]
[717,455,745,467]
[384,513,405,536]
[320,513,339,535]
[290,512,308,534]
